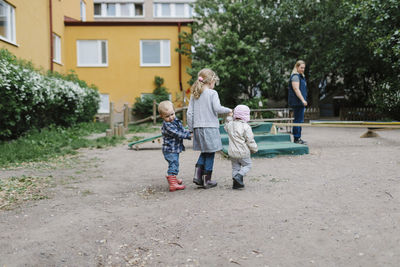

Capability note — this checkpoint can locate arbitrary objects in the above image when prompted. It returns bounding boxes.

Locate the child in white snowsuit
[224,105,258,189]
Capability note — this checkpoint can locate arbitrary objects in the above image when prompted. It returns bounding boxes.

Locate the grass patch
[128,135,145,142]
[0,122,124,167]
[128,123,160,134]
[0,175,51,210]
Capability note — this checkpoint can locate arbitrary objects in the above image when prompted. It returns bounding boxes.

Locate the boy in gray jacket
[224,105,258,189]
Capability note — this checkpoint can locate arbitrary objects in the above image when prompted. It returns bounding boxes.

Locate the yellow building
[0,0,193,113]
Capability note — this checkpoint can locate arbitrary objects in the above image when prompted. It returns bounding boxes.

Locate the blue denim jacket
[288,74,308,107]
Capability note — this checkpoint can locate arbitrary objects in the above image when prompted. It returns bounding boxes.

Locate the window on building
[140,40,170,67]
[0,0,15,43]
[53,33,61,64]
[161,3,170,16]
[94,3,101,15]
[106,3,116,16]
[98,94,110,113]
[175,3,185,17]
[153,2,193,18]
[77,40,108,67]
[94,2,144,17]
[135,3,143,16]
[80,0,87,21]
[120,3,130,16]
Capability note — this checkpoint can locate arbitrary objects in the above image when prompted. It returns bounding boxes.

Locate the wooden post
[153,99,157,125]
[118,124,124,137]
[106,129,112,137]
[109,102,114,130]
[182,106,187,126]
[182,91,186,126]
[123,104,129,129]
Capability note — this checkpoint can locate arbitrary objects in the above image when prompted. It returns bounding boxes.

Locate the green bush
[132,76,170,117]
[369,80,400,121]
[242,97,274,119]
[0,49,100,140]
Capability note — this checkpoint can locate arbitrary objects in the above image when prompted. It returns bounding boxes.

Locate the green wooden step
[222,141,309,158]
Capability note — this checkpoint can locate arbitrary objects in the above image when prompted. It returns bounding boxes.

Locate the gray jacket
[187,88,231,131]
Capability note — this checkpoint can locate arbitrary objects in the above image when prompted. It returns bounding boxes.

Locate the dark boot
[232,173,244,189]
[193,164,204,186]
[202,171,217,189]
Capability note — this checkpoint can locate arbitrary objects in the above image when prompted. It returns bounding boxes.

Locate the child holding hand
[159,100,191,192]
[187,68,232,189]
[224,105,258,189]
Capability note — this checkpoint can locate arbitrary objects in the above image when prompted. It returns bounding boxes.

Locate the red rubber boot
[166,175,186,192]
[166,176,182,184]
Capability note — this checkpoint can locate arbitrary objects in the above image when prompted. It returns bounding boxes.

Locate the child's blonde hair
[158,100,174,115]
[191,68,220,99]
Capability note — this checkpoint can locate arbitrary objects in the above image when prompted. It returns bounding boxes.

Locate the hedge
[0,49,100,140]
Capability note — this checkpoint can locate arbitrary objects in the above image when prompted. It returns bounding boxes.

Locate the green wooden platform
[220,122,308,158]
[128,134,162,150]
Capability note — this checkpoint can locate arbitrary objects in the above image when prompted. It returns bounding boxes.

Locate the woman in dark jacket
[288,60,308,144]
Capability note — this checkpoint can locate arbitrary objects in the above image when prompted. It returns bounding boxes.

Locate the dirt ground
[1,126,400,267]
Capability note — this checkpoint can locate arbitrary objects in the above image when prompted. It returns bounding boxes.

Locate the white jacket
[224,117,258,159]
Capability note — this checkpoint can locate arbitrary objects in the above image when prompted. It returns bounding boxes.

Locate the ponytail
[191,79,204,99]
[190,68,219,99]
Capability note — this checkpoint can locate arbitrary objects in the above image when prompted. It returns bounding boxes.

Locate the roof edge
[65,20,194,26]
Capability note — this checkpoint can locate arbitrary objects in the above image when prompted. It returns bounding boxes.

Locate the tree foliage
[178,0,400,119]
[132,76,170,117]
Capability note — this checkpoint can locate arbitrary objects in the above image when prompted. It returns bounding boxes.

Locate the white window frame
[77,40,108,67]
[140,40,170,67]
[153,2,192,18]
[53,33,61,64]
[0,0,16,44]
[98,94,110,113]
[93,2,144,18]
[80,0,86,21]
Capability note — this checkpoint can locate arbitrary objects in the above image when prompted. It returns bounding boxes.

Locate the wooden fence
[339,107,380,121]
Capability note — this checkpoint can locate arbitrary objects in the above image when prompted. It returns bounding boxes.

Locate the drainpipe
[178,22,182,91]
[49,0,53,72]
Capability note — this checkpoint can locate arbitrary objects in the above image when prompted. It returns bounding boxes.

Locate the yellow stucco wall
[1,0,50,70]
[1,0,192,110]
[52,0,94,73]
[0,0,93,73]
[64,24,192,109]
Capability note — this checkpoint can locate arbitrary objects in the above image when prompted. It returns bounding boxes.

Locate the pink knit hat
[233,105,250,122]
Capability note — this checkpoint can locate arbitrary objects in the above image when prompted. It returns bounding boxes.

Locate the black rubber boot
[193,164,204,186]
[202,171,217,189]
[232,173,244,189]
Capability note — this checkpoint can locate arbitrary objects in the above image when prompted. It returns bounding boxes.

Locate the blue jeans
[292,106,305,139]
[163,152,179,175]
[196,152,215,172]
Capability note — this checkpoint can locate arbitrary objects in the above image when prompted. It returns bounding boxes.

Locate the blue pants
[292,106,305,139]
[163,152,179,175]
[196,152,215,172]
